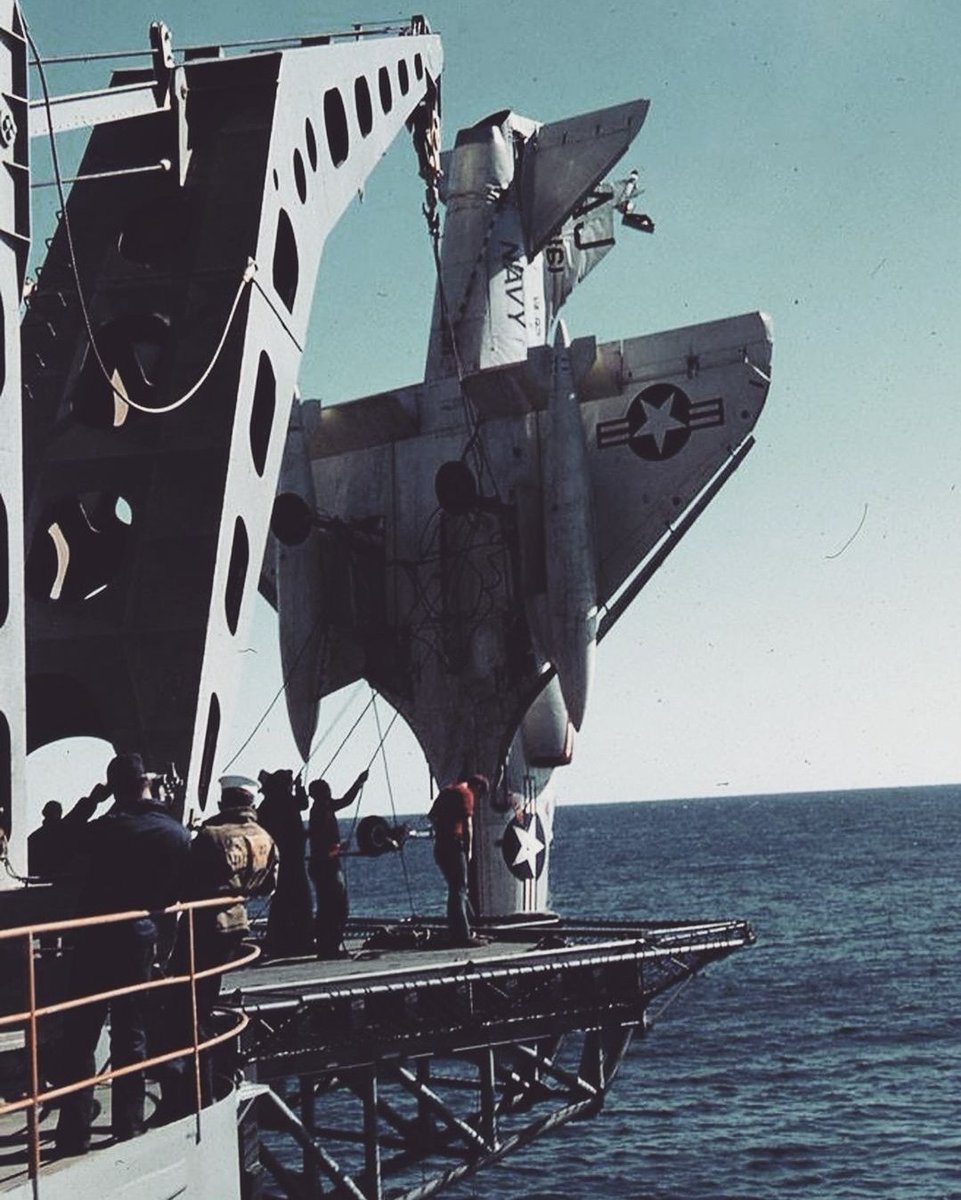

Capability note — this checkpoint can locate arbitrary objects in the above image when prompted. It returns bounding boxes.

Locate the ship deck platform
[229,913,754,1075]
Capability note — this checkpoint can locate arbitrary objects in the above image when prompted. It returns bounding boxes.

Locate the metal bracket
[29,21,191,185]
[151,22,190,186]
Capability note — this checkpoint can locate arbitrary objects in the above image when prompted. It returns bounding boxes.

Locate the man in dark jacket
[258,768,312,957]
[428,774,488,948]
[55,753,191,1156]
[307,769,367,958]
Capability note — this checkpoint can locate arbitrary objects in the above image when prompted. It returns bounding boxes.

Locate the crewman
[428,774,488,948]
[55,753,190,1155]
[158,775,278,1117]
[307,769,368,958]
[186,775,278,1020]
[28,784,110,880]
[258,768,312,957]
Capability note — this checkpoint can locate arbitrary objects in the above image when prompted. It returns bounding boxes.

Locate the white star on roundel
[510,820,545,874]
[634,391,686,454]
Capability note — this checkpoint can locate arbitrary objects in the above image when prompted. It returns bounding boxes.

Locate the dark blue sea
[336,785,961,1199]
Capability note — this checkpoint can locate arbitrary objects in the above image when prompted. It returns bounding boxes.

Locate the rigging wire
[24,17,257,416]
[28,19,417,67]
[643,971,698,1030]
[338,699,402,912]
[251,275,304,353]
[296,680,367,781]
[219,619,330,774]
[370,692,416,915]
[313,692,379,781]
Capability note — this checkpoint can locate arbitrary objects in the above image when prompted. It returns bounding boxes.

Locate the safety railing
[0,897,258,1186]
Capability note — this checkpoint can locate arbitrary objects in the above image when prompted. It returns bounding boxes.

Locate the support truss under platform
[226,917,753,1199]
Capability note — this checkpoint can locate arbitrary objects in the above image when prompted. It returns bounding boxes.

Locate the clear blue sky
[23,0,961,824]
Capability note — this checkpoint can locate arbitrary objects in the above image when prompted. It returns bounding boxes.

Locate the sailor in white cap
[179,772,278,1098]
[217,774,261,806]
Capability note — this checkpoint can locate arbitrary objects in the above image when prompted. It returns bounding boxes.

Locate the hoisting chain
[411,76,443,251]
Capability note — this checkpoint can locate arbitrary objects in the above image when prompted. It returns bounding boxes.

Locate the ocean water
[336,785,961,1199]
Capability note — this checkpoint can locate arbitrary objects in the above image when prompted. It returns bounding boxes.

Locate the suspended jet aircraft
[268,102,773,917]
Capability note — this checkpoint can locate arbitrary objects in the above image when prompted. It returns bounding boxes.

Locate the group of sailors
[27,753,366,1157]
[26,753,491,1157]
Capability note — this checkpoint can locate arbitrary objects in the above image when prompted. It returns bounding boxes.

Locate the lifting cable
[369,692,416,914]
[294,680,367,783]
[415,84,502,504]
[219,618,332,775]
[310,691,379,782]
[25,19,257,416]
[333,693,411,914]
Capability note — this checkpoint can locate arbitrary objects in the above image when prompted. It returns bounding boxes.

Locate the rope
[219,618,330,774]
[412,78,490,492]
[251,275,304,353]
[313,693,379,780]
[24,16,257,417]
[419,129,506,504]
[370,693,415,914]
[296,680,366,781]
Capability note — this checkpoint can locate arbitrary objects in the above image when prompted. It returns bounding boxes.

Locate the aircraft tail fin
[518,98,649,258]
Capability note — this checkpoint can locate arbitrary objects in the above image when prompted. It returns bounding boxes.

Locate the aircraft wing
[286,312,770,730]
[578,312,772,611]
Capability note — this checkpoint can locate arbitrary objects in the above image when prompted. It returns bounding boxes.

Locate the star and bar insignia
[501,814,547,881]
[596,383,724,461]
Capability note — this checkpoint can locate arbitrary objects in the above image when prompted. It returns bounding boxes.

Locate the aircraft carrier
[0,3,767,1195]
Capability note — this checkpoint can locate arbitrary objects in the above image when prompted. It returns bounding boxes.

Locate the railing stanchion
[23,929,41,1194]
[188,905,202,1141]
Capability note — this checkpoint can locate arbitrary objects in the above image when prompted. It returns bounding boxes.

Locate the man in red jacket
[428,774,488,947]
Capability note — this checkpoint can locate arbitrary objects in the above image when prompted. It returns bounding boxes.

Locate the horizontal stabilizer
[519,99,649,258]
[585,312,772,608]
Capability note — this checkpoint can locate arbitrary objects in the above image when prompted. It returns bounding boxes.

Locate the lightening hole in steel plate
[324,87,349,167]
[272,209,299,313]
[249,351,276,477]
[197,693,221,811]
[293,147,307,203]
[354,75,373,137]
[305,117,318,170]
[224,516,249,636]
[378,65,392,114]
